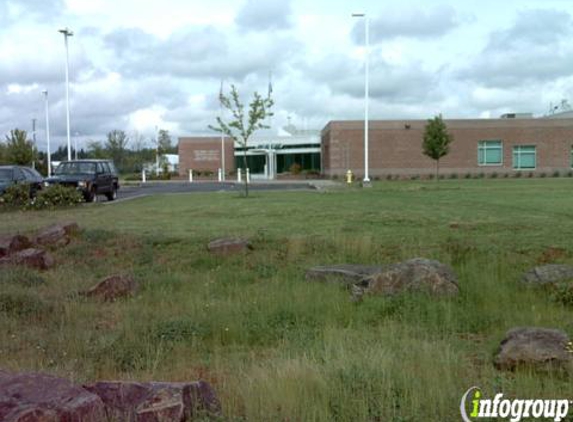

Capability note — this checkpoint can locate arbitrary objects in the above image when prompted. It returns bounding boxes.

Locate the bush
[550,282,573,307]
[539,172,547,178]
[489,172,498,179]
[513,171,522,178]
[386,174,393,181]
[0,184,30,208]
[289,163,302,175]
[464,173,472,179]
[552,170,561,178]
[503,173,509,178]
[26,185,84,210]
[567,171,573,178]
[448,173,458,179]
[410,174,420,180]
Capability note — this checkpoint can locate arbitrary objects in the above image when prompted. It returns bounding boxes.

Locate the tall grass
[1,179,573,420]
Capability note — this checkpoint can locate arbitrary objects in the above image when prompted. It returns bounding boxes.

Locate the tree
[5,129,36,165]
[86,140,107,159]
[105,130,129,172]
[0,141,6,164]
[209,84,273,197]
[157,129,175,154]
[422,115,453,181]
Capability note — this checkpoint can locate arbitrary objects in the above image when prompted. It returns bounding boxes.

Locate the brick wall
[178,137,235,177]
[322,119,573,177]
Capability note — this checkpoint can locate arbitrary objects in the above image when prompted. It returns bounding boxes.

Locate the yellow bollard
[346,169,353,184]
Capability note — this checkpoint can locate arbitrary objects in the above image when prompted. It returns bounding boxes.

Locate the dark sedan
[0,165,45,196]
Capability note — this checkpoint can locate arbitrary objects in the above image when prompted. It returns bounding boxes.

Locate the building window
[478,140,503,165]
[512,145,536,170]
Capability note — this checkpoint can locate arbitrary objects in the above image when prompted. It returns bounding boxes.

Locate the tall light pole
[352,13,370,184]
[219,80,226,181]
[59,27,73,161]
[42,90,52,175]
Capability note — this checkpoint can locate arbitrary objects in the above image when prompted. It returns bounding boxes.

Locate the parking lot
[110,180,319,202]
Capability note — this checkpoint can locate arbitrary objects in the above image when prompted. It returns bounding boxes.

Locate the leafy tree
[157,129,175,154]
[0,141,6,164]
[105,130,129,171]
[4,129,36,165]
[86,141,107,159]
[209,84,273,197]
[422,115,453,181]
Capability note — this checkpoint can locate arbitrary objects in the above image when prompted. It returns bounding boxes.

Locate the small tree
[105,130,129,172]
[209,84,273,197]
[157,129,175,154]
[5,129,36,165]
[422,115,453,181]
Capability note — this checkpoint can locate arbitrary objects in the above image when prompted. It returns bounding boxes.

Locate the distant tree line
[0,128,177,175]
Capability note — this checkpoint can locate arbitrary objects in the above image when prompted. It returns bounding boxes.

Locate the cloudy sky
[1,0,573,150]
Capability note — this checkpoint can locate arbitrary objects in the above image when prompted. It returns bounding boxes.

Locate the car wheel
[106,186,117,201]
[87,187,98,203]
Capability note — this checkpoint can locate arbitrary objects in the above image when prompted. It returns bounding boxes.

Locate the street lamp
[42,90,51,175]
[351,13,370,184]
[59,27,73,161]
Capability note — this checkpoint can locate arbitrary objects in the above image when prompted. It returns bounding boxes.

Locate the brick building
[322,117,573,178]
[178,116,573,179]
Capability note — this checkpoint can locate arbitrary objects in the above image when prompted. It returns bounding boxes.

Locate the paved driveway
[112,181,317,201]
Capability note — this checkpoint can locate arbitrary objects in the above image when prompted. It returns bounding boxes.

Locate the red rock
[82,274,138,301]
[0,234,31,258]
[208,238,252,256]
[0,370,106,422]
[84,380,221,421]
[34,224,69,248]
[0,248,54,270]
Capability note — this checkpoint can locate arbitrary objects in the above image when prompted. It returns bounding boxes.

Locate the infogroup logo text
[460,387,570,422]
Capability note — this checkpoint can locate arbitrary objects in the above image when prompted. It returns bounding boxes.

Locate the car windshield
[55,162,96,175]
[0,169,13,181]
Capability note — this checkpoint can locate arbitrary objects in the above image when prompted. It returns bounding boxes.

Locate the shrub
[567,171,573,178]
[489,172,498,179]
[503,173,509,178]
[513,171,522,178]
[448,173,458,179]
[464,173,472,179]
[527,172,534,178]
[386,174,393,181]
[289,163,302,175]
[552,170,561,178]
[410,174,420,180]
[550,282,573,307]
[26,185,84,210]
[539,172,547,178]
[0,184,29,209]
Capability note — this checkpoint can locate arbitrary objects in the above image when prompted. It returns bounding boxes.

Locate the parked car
[47,160,119,202]
[0,165,45,197]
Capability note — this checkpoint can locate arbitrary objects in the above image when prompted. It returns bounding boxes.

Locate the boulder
[305,264,383,286]
[521,264,573,286]
[34,224,70,248]
[0,234,32,258]
[0,370,106,422]
[208,238,252,256]
[494,327,572,372]
[365,258,459,297]
[84,380,221,421]
[0,248,54,270]
[82,274,138,301]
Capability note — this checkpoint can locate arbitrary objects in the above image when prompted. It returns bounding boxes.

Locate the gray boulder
[521,264,573,286]
[0,370,106,422]
[0,248,54,270]
[0,234,31,258]
[305,264,384,286]
[208,238,252,256]
[365,258,459,297]
[494,327,572,372]
[84,380,221,421]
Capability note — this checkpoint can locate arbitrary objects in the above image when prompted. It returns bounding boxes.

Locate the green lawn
[1,179,573,421]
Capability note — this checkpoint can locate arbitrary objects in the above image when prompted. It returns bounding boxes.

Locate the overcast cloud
[1,0,572,151]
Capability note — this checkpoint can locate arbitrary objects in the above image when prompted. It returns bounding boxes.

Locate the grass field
[1,179,573,421]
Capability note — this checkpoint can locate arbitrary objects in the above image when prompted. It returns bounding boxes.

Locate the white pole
[42,90,51,176]
[59,28,73,161]
[246,168,250,183]
[188,169,193,183]
[218,168,222,182]
[142,169,146,183]
[237,168,242,183]
[364,16,370,183]
[155,126,160,176]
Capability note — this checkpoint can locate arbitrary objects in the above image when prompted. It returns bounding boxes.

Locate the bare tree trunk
[436,159,440,182]
[242,148,249,198]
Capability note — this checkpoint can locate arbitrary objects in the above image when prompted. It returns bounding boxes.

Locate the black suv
[48,160,119,202]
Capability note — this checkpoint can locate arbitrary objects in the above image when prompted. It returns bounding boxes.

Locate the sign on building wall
[194,150,220,161]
